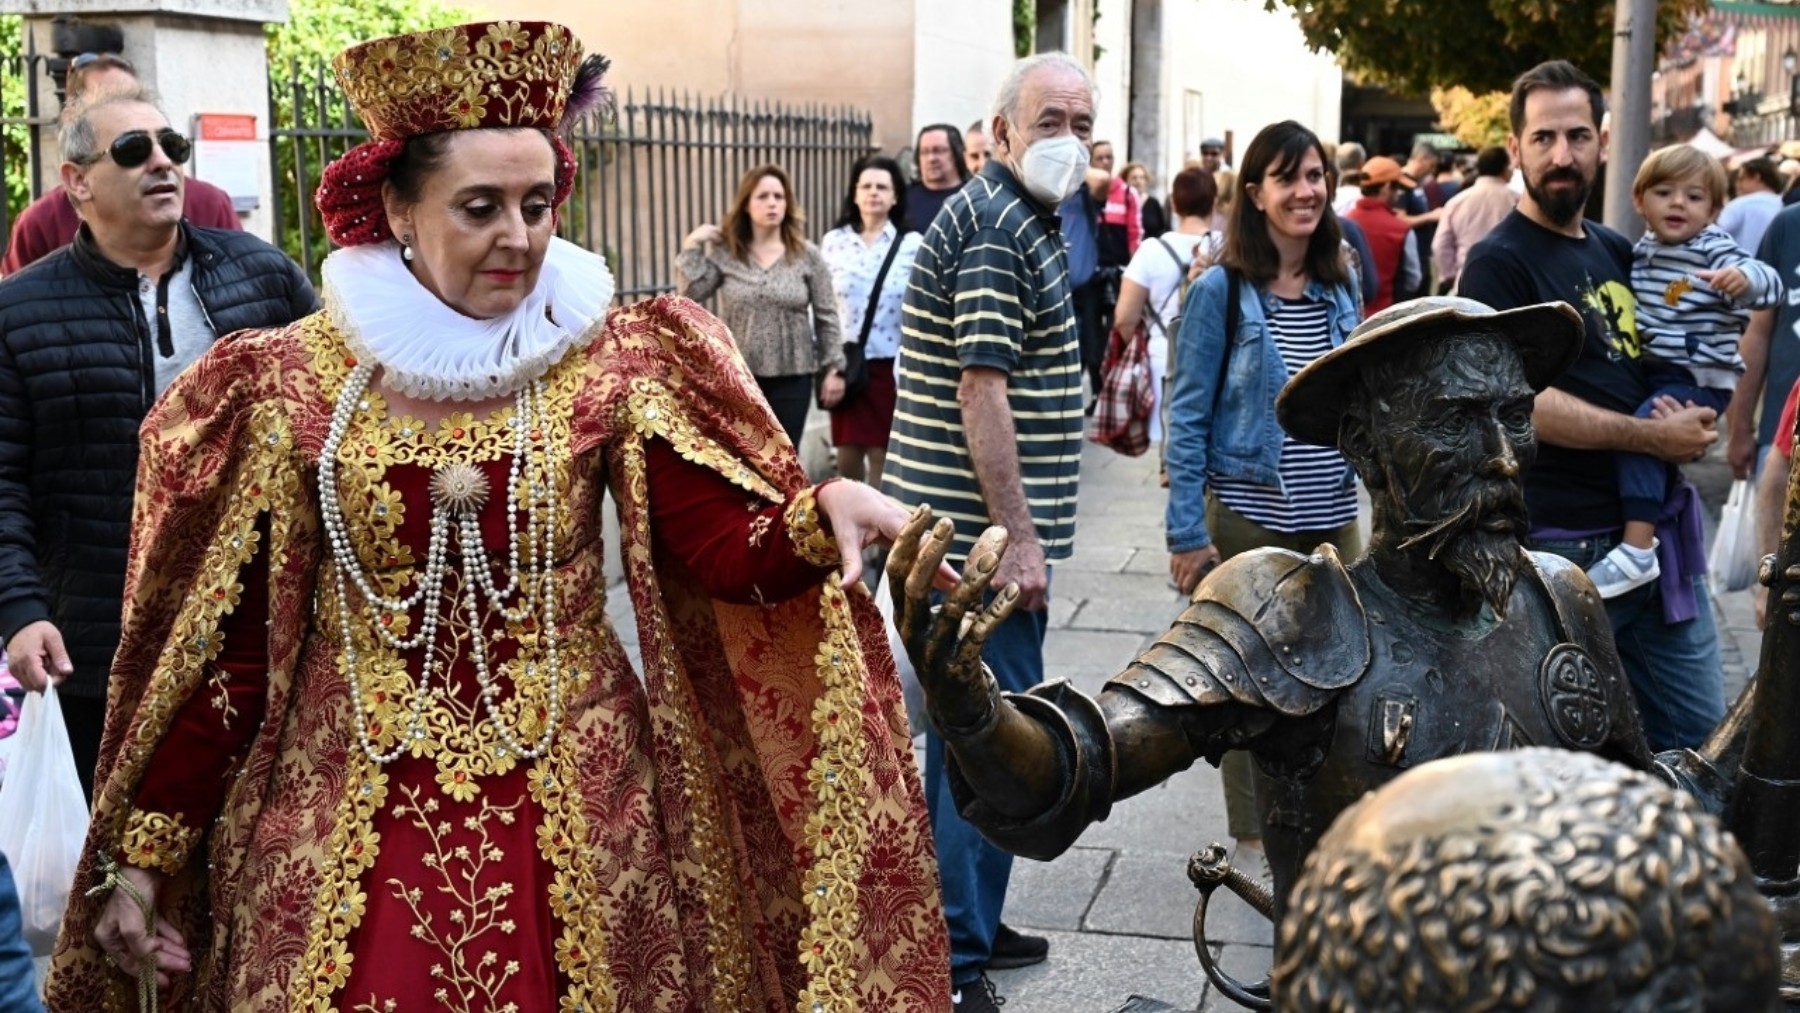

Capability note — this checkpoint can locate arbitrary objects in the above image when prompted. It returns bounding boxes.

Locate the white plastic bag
[0,684,90,956]
[875,572,926,737]
[1709,478,1760,594]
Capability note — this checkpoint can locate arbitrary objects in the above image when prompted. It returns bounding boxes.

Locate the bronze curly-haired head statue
[1272,748,1779,1012]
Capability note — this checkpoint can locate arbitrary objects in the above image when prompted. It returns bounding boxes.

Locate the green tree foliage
[1014,0,1036,57]
[1266,0,1707,95]
[266,0,477,81]
[1432,87,1511,149]
[0,15,31,218]
[266,0,475,274]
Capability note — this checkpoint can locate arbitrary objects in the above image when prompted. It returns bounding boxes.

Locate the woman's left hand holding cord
[93,865,190,987]
[815,484,958,591]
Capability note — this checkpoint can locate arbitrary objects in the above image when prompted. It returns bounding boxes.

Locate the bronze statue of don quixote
[886,297,1800,1012]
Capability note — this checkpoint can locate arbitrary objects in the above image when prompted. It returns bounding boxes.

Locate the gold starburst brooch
[430,462,490,513]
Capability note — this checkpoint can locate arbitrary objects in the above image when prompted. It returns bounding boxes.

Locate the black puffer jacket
[0,222,317,698]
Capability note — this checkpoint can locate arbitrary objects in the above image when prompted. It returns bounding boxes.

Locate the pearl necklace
[318,362,565,765]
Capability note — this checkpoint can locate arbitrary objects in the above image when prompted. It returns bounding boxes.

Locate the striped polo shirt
[1631,223,1782,390]
[882,160,1084,563]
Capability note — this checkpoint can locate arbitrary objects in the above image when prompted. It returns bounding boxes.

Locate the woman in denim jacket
[1163,120,1364,876]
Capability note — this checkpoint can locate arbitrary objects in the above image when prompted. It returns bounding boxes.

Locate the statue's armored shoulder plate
[1525,549,1613,650]
[1115,544,1370,717]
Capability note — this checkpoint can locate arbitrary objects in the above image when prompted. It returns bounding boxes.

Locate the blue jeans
[0,856,44,1013]
[923,578,1051,985]
[1619,382,1730,523]
[1532,534,1726,751]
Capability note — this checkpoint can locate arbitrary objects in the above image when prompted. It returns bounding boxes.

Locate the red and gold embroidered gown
[45,297,950,1013]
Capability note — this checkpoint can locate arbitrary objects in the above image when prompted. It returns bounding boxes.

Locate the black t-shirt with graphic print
[1459,210,1648,532]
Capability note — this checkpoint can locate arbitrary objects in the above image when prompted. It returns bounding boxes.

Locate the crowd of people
[0,14,1781,1013]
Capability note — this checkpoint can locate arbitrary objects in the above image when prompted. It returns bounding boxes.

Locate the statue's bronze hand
[886,508,1020,734]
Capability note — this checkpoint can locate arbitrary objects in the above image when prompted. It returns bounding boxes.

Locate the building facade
[467,0,1016,160]
[475,0,1341,193]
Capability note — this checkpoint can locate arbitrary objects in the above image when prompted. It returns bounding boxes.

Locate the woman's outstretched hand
[814,484,959,590]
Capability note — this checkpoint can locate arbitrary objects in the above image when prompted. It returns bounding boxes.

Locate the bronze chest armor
[1255,564,1627,912]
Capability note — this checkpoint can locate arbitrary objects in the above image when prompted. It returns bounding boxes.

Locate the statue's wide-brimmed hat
[1277,296,1583,449]
[315,21,610,247]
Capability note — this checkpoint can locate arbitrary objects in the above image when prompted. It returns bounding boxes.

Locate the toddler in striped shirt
[1591,144,1783,598]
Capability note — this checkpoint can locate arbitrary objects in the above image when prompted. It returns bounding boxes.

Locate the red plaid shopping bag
[1090,321,1154,456]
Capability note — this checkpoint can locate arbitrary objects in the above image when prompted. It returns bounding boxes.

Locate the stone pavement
[604,436,1768,1013]
[985,443,1272,1013]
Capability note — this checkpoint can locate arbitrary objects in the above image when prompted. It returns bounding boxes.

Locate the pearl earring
[401,234,415,262]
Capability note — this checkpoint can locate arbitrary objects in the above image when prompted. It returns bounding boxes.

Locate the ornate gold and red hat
[315,20,610,247]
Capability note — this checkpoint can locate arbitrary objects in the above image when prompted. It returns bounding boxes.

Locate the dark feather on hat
[562,54,613,131]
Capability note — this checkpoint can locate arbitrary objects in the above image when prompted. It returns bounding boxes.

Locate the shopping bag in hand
[1708,478,1760,594]
[0,683,90,956]
[875,571,926,738]
[1091,322,1155,457]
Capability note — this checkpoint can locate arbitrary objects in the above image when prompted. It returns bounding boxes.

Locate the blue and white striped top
[1211,297,1358,534]
[1632,223,1783,389]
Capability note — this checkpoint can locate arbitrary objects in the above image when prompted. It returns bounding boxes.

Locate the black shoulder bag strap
[1216,267,1240,414]
[859,233,908,347]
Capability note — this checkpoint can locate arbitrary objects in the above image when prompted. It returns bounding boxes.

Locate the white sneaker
[1587,542,1660,599]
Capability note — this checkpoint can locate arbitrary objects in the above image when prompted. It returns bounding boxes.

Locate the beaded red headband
[314,20,609,247]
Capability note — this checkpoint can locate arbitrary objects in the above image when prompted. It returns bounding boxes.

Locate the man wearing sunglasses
[0,88,315,796]
[1,52,240,276]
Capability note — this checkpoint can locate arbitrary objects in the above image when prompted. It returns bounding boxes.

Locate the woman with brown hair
[820,154,921,488]
[1164,120,1363,880]
[678,165,845,446]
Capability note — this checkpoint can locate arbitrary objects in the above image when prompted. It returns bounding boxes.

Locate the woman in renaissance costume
[45,21,950,1013]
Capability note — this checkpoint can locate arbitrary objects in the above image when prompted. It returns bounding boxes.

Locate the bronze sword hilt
[1187,842,1274,1010]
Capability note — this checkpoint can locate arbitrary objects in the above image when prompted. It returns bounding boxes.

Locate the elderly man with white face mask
[881,50,1095,1012]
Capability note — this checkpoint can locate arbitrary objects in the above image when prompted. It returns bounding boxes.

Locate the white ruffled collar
[322,237,615,401]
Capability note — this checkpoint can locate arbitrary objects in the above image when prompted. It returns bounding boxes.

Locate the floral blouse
[675,240,845,378]
[819,223,923,360]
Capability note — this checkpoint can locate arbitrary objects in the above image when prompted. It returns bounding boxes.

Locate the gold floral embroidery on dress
[119,810,199,876]
[624,378,782,503]
[796,582,874,1012]
[307,318,595,790]
[110,403,293,867]
[747,514,773,549]
[529,749,615,1012]
[303,313,361,395]
[783,488,839,568]
[206,663,242,726]
[298,756,388,1006]
[371,783,528,1013]
[296,317,613,1011]
[616,437,758,1009]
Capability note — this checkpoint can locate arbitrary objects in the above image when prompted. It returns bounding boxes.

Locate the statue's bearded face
[1365,334,1537,617]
